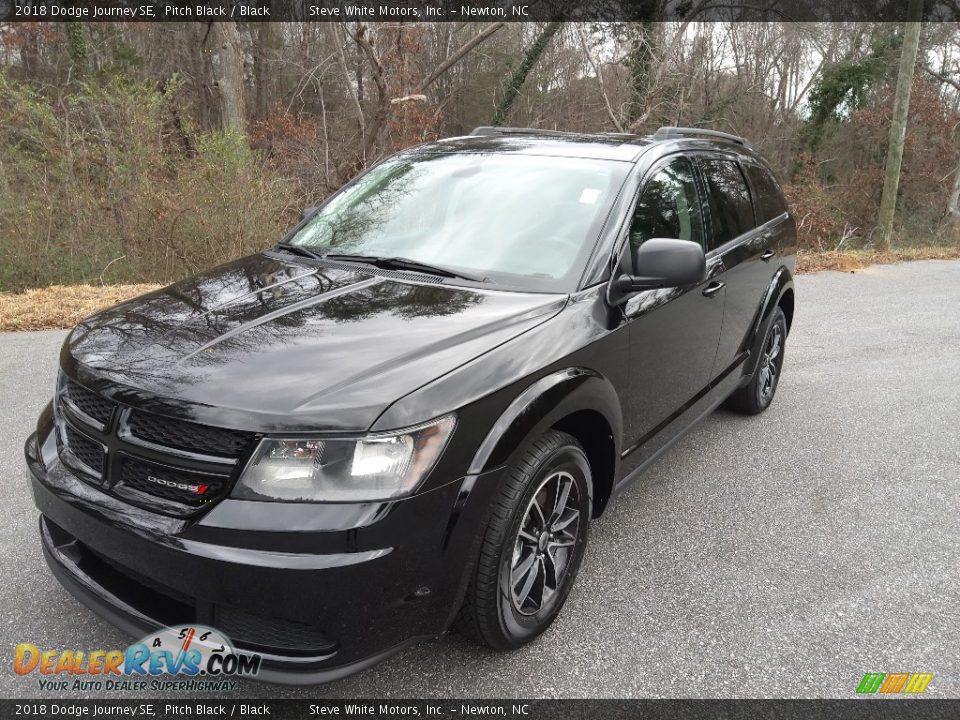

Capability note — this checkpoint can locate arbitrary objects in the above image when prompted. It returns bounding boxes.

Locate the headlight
[232,415,456,503]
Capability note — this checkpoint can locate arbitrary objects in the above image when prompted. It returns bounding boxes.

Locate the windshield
[286,153,628,291]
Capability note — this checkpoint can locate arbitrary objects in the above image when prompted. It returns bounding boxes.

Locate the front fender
[468,367,622,477]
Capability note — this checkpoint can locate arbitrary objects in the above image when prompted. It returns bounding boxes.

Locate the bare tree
[876,0,924,249]
[419,22,505,94]
[253,23,278,120]
[207,22,247,135]
[948,156,960,222]
[347,22,506,162]
[492,22,563,126]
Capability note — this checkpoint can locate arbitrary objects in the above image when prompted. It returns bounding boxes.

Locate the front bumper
[26,431,502,684]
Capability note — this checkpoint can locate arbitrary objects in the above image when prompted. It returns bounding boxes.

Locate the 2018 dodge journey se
[25,126,796,684]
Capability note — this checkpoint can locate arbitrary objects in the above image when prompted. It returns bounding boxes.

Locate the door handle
[760,249,776,261]
[702,281,725,298]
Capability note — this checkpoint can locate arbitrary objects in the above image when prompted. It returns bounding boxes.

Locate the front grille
[127,410,253,458]
[63,424,105,475]
[115,455,229,511]
[217,606,336,654]
[64,380,114,425]
[54,374,254,516]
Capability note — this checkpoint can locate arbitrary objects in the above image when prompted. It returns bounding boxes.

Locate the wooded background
[1,20,958,290]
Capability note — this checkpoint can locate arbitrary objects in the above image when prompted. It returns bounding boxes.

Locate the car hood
[65,253,566,432]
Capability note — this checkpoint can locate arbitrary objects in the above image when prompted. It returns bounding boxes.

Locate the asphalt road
[1,260,958,699]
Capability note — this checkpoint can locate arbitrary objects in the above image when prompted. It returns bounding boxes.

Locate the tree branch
[576,25,624,133]
[418,22,506,94]
[492,22,563,126]
[922,63,960,93]
[351,24,388,161]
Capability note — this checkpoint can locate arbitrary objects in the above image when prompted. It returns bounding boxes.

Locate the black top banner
[2,0,959,23]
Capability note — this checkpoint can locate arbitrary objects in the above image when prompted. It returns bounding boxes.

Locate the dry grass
[0,284,161,332]
[797,246,960,274]
[1,246,959,331]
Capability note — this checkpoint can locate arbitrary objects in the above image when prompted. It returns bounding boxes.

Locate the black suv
[25,126,795,684]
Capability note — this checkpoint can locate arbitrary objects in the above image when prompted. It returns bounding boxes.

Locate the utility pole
[876,0,924,250]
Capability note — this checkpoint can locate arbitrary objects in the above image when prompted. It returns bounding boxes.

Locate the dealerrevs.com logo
[14,626,261,692]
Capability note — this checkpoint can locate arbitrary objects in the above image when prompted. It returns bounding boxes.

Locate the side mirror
[613,238,706,295]
[302,206,319,221]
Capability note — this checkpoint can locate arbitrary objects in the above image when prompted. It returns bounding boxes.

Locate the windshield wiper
[273,242,325,260]
[323,254,488,283]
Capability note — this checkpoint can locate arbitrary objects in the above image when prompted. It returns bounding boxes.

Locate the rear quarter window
[699,159,754,249]
[745,164,788,224]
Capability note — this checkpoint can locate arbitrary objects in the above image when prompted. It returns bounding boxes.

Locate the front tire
[456,430,591,651]
[726,306,787,415]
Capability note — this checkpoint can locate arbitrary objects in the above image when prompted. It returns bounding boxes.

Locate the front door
[621,156,725,448]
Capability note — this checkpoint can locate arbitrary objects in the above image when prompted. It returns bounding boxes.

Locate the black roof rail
[469,126,577,138]
[652,126,753,150]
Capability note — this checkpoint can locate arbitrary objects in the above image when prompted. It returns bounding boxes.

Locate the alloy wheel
[509,471,581,616]
[758,322,783,403]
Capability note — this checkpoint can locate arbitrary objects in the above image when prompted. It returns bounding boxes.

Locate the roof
[416,132,654,162]
[411,126,758,163]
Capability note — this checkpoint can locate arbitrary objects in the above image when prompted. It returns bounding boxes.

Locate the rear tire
[456,430,591,651]
[726,307,787,415]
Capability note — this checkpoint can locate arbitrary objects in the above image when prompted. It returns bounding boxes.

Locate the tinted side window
[700,159,754,248]
[629,158,704,258]
[745,164,788,224]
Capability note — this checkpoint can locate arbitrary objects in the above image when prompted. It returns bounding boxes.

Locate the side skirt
[613,351,749,495]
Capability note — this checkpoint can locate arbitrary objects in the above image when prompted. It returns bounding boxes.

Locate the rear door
[696,156,777,380]
[743,162,794,260]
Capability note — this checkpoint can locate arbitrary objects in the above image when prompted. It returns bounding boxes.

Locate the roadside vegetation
[1,21,958,305]
[796,246,960,273]
[0,283,160,331]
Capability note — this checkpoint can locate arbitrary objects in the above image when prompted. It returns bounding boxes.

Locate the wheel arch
[468,368,622,518]
[744,267,794,376]
[551,409,618,517]
[778,286,795,335]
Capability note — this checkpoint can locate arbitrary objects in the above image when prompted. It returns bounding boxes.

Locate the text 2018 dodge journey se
[25,126,796,684]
